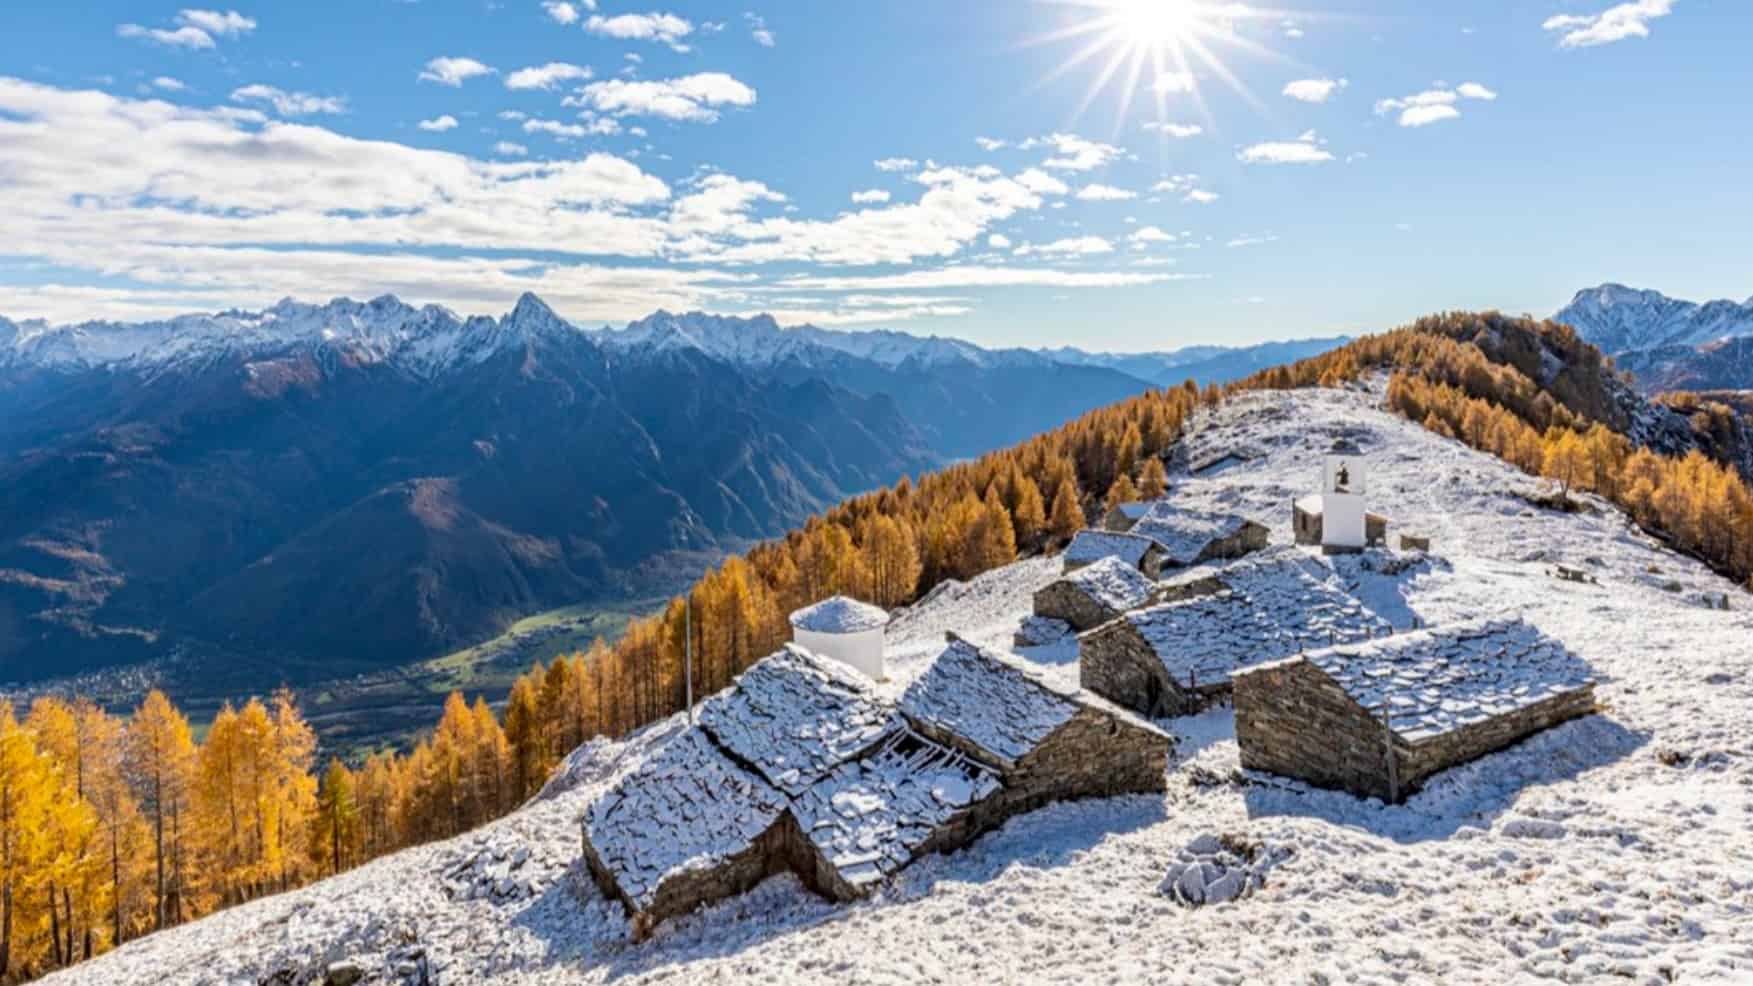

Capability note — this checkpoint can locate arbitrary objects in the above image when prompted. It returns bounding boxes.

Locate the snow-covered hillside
[1556,283,1753,355]
[45,385,1753,986]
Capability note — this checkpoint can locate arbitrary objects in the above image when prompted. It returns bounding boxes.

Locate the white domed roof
[789,595,890,634]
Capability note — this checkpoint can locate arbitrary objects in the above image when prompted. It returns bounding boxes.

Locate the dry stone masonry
[578,634,1173,938]
[1033,555,1158,632]
[1128,506,1269,568]
[1062,529,1168,578]
[1232,618,1598,803]
[1080,552,1393,717]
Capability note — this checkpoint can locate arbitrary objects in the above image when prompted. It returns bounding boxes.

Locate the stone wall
[1293,506,1387,548]
[975,705,1171,829]
[1234,658,1396,801]
[1235,658,1599,803]
[1192,521,1270,565]
[1397,686,1597,791]
[1079,621,1224,718]
[582,817,791,941]
[1033,582,1121,632]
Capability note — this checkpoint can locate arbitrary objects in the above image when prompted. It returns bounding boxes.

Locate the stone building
[1292,495,1389,548]
[1033,555,1157,632]
[900,635,1173,825]
[1080,553,1393,717]
[1128,508,1269,569]
[579,728,791,940]
[1232,618,1597,803]
[1062,529,1168,578]
[1101,500,1161,532]
[581,634,1173,937]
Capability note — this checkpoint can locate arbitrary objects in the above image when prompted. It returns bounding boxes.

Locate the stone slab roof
[1129,507,1257,566]
[1112,501,1161,521]
[789,595,890,633]
[1058,555,1156,612]
[899,638,1080,770]
[1123,562,1391,686]
[698,645,900,796]
[582,729,788,910]
[1293,618,1596,743]
[792,731,1001,893]
[1064,530,1159,569]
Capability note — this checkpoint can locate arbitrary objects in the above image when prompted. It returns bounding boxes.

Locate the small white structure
[789,596,890,680]
[1319,455,1368,553]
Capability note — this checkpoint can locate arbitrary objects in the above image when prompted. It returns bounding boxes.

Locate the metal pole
[685,599,695,724]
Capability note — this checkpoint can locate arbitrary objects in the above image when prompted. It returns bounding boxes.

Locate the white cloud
[493,141,529,156]
[542,1,584,25]
[419,57,496,87]
[1152,72,1196,94]
[418,115,459,132]
[585,12,693,51]
[119,9,255,49]
[231,84,347,117]
[1022,133,1124,172]
[1543,1,1674,48]
[1282,77,1348,103]
[745,12,775,47]
[975,136,1007,151]
[987,233,1012,249]
[1143,122,1203,138]
[505,62,594,90]
[1152,174,1218,204]
[779,267,1183,294]
[1226,233,1279,248]
[1183,188,1220,204]
[1074,183,1136,202]
[152,77,187,92]
[524,117,621,139]
[850,189,891,204]
[1374,83,1496,127]
[874,157,918,173]
[569,74,756,124]
[1237,131,1333,164]
[1015,236,1114,257]
[1128,226,1175,245]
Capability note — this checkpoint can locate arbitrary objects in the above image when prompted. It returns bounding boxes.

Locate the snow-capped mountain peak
[1554,283,1753,355]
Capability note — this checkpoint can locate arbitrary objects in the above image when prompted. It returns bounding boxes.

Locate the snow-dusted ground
[47,386,1753,985]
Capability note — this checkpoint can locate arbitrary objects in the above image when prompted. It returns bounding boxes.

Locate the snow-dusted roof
[1295,618,1596,743]
[898,638,1079,769]
[1059,555,1156,612]
[1064,530,1159,568]
[582,729,788,910]
[1112,500,1162,521]
[1129,508,1258,566]
[790,595,890,634]
[1123,562,1391,686]
[792,731,1001,892]
[698,645,899,796]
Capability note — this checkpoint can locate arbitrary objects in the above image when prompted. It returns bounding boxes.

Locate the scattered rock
[324,961,365,986]
[1498,816,1567,840]
[1158,833,1291,908]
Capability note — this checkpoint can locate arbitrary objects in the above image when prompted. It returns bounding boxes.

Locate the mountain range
[1554,284,1753,392]
[0,296,1340,689]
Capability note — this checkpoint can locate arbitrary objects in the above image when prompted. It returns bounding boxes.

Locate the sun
[1031,0,1291,131]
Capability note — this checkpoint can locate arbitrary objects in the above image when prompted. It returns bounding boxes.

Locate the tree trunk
[49,884,64,967]
[111,822,122,948]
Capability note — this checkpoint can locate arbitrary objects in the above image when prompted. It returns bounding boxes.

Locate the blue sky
[0,0,1746,349]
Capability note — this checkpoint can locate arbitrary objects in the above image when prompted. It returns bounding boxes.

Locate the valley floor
[45,386,1753,986]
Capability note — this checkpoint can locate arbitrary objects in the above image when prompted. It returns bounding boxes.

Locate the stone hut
[698,645,898,796]
[1233,618,1597,803]
[1062,529,1168,578]
[1033,555,1157,632]
[579,728,791,940]
[1292,495,1389,548]
[1080,554,1393,717]
[1101,500,1161,532]
[1129,508,1270,569]
[900,635,1173,826]
[789,595,890,680]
